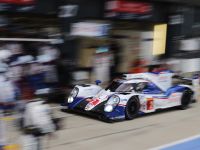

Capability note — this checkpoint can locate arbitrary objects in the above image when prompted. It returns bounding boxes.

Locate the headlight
[104,105,113,112]
[67,87,79,103]
[68,96,74,103]
[107,95,120,105]
[71,87,79,98]
[104,95,120,112]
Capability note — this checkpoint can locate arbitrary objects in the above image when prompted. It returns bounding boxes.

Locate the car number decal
[89,98,100,106]
[147,98,154,110]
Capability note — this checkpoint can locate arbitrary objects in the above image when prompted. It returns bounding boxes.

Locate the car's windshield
[105,81,122,92]
[106,81,147,92]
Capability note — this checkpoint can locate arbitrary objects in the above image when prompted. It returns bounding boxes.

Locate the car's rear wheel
[179,90,193,110]
[125,97,140,120]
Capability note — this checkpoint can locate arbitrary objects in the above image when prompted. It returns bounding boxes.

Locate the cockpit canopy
[106,79,162,94]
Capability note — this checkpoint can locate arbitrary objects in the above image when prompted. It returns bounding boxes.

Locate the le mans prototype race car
[62,71,196,122]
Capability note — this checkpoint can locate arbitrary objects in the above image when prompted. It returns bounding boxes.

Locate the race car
[61,71,196,122]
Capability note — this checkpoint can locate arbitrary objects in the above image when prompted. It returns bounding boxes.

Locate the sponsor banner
[71,22,110,37]
[0,0,34,5]
[58,5,79,18]
[105,0,153,20]
[106,12,152,20]
[106,0,152,14]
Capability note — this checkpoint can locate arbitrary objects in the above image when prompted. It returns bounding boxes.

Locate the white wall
[170,58,200,73]
[139,31,153,62]
[180,38,200,51]
[180,58,200,73]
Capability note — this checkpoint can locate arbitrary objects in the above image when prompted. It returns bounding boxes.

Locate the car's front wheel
[125,97,140,120]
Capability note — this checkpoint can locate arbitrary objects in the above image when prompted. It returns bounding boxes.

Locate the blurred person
[38,45,60,61]
[37,56,58,88]
[0,63,17,114]
[20,98,62,150]
[8,62,23,84]
[6,43,24,64]
[0,49,12,64]
[0,63,17,149]
[148,62,173,73]
[0,108,6,149]
[11,55,36,101]
[129,58,147,73]
[21,99,55,150]
[37,45,59,88]
[27,61,47,91]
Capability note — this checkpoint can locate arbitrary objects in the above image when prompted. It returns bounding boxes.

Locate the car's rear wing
[172,75,192,85]
[172,75,199,86]
[172,74,200,100]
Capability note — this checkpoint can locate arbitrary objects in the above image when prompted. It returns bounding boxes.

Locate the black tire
[125,97,140,120]
[179,90,193,110]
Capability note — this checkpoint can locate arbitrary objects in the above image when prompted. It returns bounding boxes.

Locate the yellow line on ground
[0,117,15,121]
[3,144,20,150]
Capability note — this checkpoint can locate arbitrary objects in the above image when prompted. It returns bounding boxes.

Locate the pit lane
[44,101,200,150]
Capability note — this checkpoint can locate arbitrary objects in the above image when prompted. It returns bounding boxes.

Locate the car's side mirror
[95,80,102,85]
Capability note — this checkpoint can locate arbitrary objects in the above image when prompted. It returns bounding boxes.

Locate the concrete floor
[8,101,200,150]
[44,101,200,150]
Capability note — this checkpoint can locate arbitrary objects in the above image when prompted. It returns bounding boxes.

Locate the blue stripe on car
[105,106,126,120]
[68,97,85,109]
[165,85,189,97]
[153,85,190,99]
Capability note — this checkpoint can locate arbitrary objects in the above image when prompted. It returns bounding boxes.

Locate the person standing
[0,107,6,149]
[0,63,16,149]
[21,99,56,150]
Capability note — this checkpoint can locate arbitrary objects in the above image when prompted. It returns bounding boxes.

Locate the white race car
[62,71,196,122]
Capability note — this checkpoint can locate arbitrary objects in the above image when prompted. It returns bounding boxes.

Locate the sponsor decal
[147,98,154,110]
[90,98,100,106]
[85,98,100,111]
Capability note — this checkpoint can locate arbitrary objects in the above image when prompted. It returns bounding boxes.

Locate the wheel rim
[128,101,137,116]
